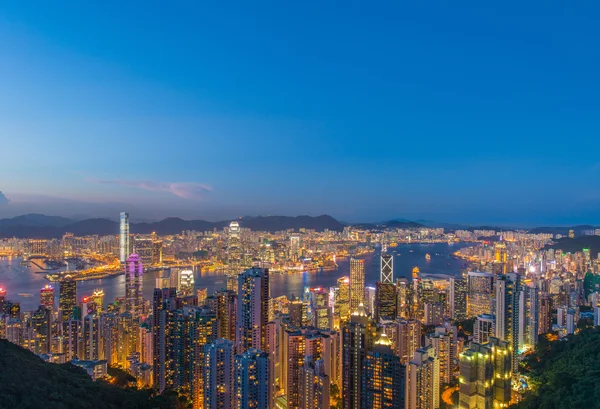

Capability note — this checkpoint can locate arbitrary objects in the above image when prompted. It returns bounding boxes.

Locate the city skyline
[1,2,600,225]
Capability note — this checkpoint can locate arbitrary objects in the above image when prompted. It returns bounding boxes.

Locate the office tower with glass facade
[381,254,393,283]
[59,275,77,322]
[519,284,538,349]
[374,281,397,321]
[40,285,55,312]
[450,275,468,320]
[308,287,331,330]
[349,259,365,313]
[119,212,130,264]
[467,272,495,317]
[335,276,350,323]
[228,221,242,275]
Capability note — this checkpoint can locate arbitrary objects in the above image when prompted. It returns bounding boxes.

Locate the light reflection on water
[0,242,469,311]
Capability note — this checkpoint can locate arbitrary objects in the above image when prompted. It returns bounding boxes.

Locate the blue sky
[1,1,599,225]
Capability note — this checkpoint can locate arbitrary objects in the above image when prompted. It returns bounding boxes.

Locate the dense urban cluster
[1,213,600,409]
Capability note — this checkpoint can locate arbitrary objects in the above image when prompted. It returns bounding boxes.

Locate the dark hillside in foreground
[0,340,182,409]
[513,328,600,409]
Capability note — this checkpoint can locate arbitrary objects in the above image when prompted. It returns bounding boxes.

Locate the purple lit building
[125,254,143,318]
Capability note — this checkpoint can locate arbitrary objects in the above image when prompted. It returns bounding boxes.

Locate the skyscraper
[362,333,406,409]
[349,258,365,313]
[134,237,153,267]
[90,289,105,313]
[495,273,520,372]
[237,267,269,353]
[374,281,397,321]
[40,285,55,312]
[380,254,393,283]
[395,319,422,365]
[474,314,495,344]
[125,254,144,318]
[213,289,237,342]
[179,269,195,296]
[308,287,331,330]
[467,272,495,317]
[458,338,512,409]
[235,349,270,409]
[519,284,538,349]
[59,276,77,322]
[119,212,130,264]
[450,275,468,320]
[299,356,330,409]
[342,304,370,409]
[406,346,440,409]
[228,221,242,275]
[538,293,553,334]
[335,276,350,323]
[152,287,177,392]
[204,338,235,409]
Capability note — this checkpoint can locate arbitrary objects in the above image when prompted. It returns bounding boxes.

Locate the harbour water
[0,242,469,311]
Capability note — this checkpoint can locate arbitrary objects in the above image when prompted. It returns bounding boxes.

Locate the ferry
[425,254,431,261]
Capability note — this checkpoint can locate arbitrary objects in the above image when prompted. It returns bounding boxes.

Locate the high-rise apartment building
[119,212,130,264]
[538,293,553,334]
[519,284,538,349]
[342,304,370,409]
[213,290,237,341]
[235,348,270,409]
[407,346,440,409]
[134,237,153,267]
[299,356,330,409]
[236,267,269,353]
[495,273,520,372]
[204,338,235,409]
[362,333,406,409]
[458,338,512,409]
[474,314,495,344]
[349,259,365,313]
[395,319,422,365]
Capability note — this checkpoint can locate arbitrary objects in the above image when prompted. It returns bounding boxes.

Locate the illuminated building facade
[134,237,153,267]
[458,337,512,409]
[299,356,330,409]
[374,281,397,321]
[40,285,55,312]
[335,276,350,323]
[119,212,130,264]
[179,269,194,296]
[474,314,495,344]
[228,221,242,275]
[380,254,393,283]
[204,338,235,409]
[495,273,520,372]
[407,346,440,409]
[361,333,405,409]
[342,304,370,409]
[236,267,269,353]
[450,275,468,320]
[349,259,365,313]
[125,254,144,318]
[467,272,494,317]
[394,319,422,365]
[235,348,270,409]
[59,276,77,322]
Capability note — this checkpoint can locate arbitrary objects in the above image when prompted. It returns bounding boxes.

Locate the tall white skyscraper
[119,212,130,263]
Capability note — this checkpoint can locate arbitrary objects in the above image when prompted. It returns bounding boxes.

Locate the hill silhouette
[0,339,183,409]
[0,214,346,238]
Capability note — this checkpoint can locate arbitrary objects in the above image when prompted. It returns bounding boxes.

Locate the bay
[0,242,469,311]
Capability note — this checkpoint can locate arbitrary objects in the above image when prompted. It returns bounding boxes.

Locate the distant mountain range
[0,213,348,238]
[0,213,597,239]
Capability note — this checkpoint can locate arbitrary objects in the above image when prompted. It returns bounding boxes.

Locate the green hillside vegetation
[512,328,600,409]
[0,340,186,409]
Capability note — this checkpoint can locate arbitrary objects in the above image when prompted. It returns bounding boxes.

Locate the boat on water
[18,293,33,297]
[425,254,431,260]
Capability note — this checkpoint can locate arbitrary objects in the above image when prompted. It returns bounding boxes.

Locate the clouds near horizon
[90,179,212,200]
